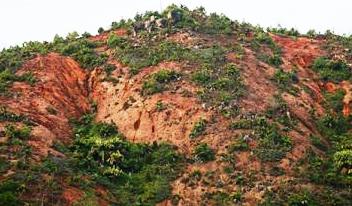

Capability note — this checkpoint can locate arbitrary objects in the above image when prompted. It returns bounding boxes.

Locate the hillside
[0,5,351,206]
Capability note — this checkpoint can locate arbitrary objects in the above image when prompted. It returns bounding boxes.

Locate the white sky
[0,0,351,49]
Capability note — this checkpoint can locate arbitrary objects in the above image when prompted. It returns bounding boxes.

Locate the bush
[103,64,116,76]
[5,124,31,140]
[193,143,215,163]
[107,34,127,48]
[200,13,233,34]
[142,69,180,95]
[272,69,298,92]
[333,150,352,174]
[54,38,107,69]
[324,89,345,113]
[230,116,292,162]
[189,119,207,139]
[98,27,105,34]
[114,40,189,74]
[70,114,184,205]
[312,57,351,82]
[0,69,36,94]
[0,180,21,206]
[228,138,249,152]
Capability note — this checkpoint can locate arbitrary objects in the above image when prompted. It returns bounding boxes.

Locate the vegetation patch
[312,57,351,82]
[142,69,180,95]
[231,116,292,162]
[193,143,215,163]
[324,89,346,113]
[68,114,184,205]
[272,68,299,94]
[189,118,207,139]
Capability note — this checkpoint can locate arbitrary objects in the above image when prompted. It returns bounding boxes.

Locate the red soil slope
[0,53,90,158]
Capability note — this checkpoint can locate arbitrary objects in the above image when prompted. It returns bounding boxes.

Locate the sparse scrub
[189,118,207,139]
[312,57,351,82]
[193,143,215,163]
[69,114,184,205]
[142,69,180,95]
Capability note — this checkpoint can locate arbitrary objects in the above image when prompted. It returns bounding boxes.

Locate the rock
[156,18,167,28]
[167,10,182,24]
[132,21,144,37]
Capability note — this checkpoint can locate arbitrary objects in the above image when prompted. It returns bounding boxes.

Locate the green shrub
[316,114,351,138]
[204,191,235,205]
[324,89,345,113]
[228,138,249,152]
[113,40,189,74]
[103,64,116,76]
[54,38,107,69]
[142,69,180,95]
[5,124,31,140]
[189,119,207,139]
[193,143,215,163]
[333,150,352,174]
[0,69,37,94]
[107,34,127,48]
[309,135,327,151]
[268,27,300,37]
[98,27,105,34]
[312,57,351,82]
[70,114,183,205]
[200,13,233,34]
[230,116,292,162]
[0,180,22,206]
[156,100,167,111]
[266,96,297,128]
[272,69,298,91]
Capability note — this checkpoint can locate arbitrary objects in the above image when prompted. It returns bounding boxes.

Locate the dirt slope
[0,53,90,158]
[1,27,351,205]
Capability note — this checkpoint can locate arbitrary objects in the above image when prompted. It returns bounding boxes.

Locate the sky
[0,0,351,49]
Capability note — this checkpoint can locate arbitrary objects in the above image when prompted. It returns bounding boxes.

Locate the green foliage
[0,69,36,94]
[204,191,238,205]
[228,137,249,152]
[142,69,180,95]
[189,119,207,139]
[5,124,31,140]
[0,180,22,206]
[107,34,127,48]
[156,100,167,112]
[266,96,297,129]
[312,57,351,82]
[231,116,292,162]
[316,114,351,138]
[98,27,105,34]
[258,53,283,67]
[103,63,116,76]
[287,192,316,206]
[193,62,244,117]
[251,30,283,67]
[0,41,50,73]
[70,114,184,205]
[268,27,300,37]
[309,135,327,151]
[255,121,292,162]
[199,13,233,34]
[333,150,352,175]
[193,143,215,163]
[272,69,299,93]
[54,38,107,69]
[114,40,189,74]
[324,89,346,113]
